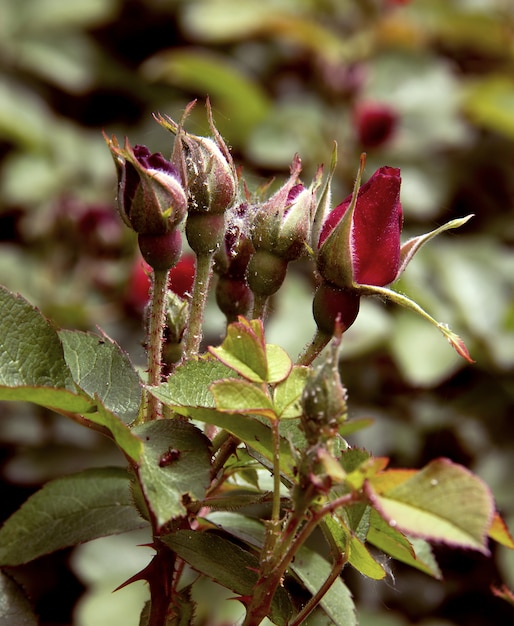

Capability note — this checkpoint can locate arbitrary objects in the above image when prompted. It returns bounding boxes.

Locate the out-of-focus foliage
[0,0,513,625]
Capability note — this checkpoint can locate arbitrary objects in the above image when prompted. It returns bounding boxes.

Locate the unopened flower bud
[155,101,238,216]
[246,250,288,297]
[215,276,253,321]
[214,203,254,320]
[104,135,187,235]
[250,155,317,262]
[318,165,403,289]
[301,338,348,445]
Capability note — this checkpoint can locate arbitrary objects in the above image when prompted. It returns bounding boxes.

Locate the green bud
[301,336,348,445]
[246,250,288,297]
[155,100,238,215]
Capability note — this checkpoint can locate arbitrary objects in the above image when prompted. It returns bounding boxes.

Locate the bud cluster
[105,99,474,366]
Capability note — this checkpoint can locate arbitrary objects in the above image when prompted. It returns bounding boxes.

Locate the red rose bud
[215,203,255,281]
[354,102,398,149]
[318,165,403,289]
[104,135,187,235]
[246,156,320,298]
[155,100,238,216]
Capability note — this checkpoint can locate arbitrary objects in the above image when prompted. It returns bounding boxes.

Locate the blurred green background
[1,0,514,624]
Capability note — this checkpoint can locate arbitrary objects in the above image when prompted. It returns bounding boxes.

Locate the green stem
[209,433,239,482]
[242,486,351,625]
[296,329,331,366]
[252,292,269,321]
[145,269,169,421]
[183,252,213,357]
[270,419,282,525]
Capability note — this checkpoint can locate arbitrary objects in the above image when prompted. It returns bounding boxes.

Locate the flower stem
[145,268,169,421]
[270,419,282,524]
[183,252,213,357]
[252,292,269,321]
[296,329,331,366]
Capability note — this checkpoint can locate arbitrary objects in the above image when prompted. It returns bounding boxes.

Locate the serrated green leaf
[273,365,309,418]
[133,420,211,527]
[209,318,268,382]
[161,530,292,626]
[321,513,385,581]
[346,535,386,581]
[367,459,494,554]
[211,378,276,419]
[0,468,148,566]
[59,329,142,424]
[0,571,38,626]
[88,403,143,462]
[265,343,292,383]
[367,509,441,578]
[0,286,92,413]
[151,357,234,408]
[0,288,143,460]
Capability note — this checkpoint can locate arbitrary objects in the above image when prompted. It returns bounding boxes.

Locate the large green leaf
[367,509,441,578]
[59,329,142,424]
[0,468,148,566]
[161,530,292,626]
[87,403,143,463]
[133,420,211,527]
[366,459,494,554]
[209,317,292,384]
[273,365,309,419]
[0,287,143,460]
[210,378,276,419]
[292,544,356,626]
[321,514,386,581]
[151,357,234,408]
[0,571,38,626]
[0,286,92,413]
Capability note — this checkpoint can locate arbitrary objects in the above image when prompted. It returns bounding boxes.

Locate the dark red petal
[351,166,402,286]
[134,144,180,179]
[318,197,351,247]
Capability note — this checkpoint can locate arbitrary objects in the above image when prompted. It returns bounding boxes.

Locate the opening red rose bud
[318,166,403,288]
